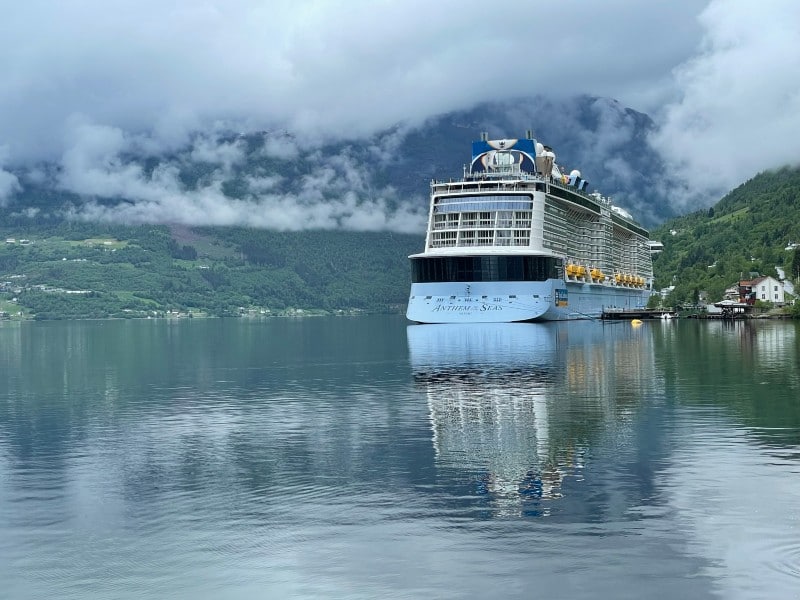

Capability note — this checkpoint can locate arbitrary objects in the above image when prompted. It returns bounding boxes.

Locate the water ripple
[2,318,800,599]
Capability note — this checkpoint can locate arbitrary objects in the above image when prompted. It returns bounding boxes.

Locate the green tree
[792,248,800,280]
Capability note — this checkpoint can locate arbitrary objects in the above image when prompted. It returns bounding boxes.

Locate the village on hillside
[656,271,796,318]
[651,237,798,319]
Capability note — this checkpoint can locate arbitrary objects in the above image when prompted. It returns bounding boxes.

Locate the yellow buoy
[631,319,643,327]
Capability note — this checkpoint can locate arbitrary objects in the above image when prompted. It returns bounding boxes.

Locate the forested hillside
[6,165,800,319]
[0,95,670,320]
[651,166,800,305]
[0,220,422,319]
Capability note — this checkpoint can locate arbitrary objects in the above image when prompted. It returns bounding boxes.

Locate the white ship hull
[407,279,650,323]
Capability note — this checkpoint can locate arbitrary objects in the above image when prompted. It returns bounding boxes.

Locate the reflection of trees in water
[0,318,421,514]
[654,321,800,447]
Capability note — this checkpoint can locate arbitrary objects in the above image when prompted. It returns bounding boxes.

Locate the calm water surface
[1,316,799,599]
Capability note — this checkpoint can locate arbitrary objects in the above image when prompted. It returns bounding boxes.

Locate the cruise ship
[406,132,654,323]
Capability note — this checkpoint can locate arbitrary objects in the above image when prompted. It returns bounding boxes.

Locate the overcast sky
[1,0,799,227]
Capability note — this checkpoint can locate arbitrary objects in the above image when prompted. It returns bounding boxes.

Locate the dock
[601,308,676,320]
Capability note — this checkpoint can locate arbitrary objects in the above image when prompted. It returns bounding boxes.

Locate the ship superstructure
[406,132,654,323]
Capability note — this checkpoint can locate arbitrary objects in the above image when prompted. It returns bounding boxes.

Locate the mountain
[0,221,422,319]
[395,95,667,224]
[3,95,668,230]
[0,95,693,319]
[650,166,800,305]
[5,163,799,320]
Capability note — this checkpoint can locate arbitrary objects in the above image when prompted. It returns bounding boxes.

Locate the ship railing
[547,178,612,206]
[431,174,613,207]
[431,179,539,194]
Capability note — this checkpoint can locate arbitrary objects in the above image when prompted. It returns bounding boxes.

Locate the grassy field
[709,207,749,225]
[0,298,24,317]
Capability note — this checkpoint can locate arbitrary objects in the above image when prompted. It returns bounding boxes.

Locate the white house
[748,275,785,305]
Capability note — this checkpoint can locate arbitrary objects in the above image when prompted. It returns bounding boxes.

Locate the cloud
[69,186,426,233]
[0,170,20,206]
[2,1,799,226]
[54,125,426,233]
[262,133,300,160]
[188,136,246,173]
[0,146,21,205]
[0,0,705,166]
[649,0,800,211]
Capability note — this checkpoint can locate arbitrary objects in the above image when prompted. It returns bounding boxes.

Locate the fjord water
[1,317,799,599]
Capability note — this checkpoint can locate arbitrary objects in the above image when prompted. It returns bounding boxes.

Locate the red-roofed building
[739,276,785,305]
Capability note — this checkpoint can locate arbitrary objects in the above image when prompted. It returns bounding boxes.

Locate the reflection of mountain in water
[408,322,658,515]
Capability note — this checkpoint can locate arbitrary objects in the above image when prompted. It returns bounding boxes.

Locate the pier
[601,308,676,320]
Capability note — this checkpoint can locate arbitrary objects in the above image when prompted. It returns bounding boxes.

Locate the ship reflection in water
[407,321,658,516]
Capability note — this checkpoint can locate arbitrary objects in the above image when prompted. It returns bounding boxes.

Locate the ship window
[460,230,476,246]
[411,255,560,283]
[496,230,513,246]
[477,230,494,246]
[435,195,533,214]
[461,212,478,228]
[497,211,513,228]
[431,231,458,247]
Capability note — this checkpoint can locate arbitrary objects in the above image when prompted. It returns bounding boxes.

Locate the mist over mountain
[4,96,670,231]
[395,96,667,224]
